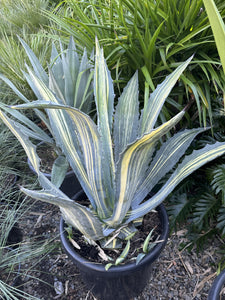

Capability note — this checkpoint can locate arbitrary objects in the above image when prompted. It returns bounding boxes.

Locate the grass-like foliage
[45,0,225,125]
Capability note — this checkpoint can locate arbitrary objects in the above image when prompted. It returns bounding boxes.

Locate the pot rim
[208,269,225,300]
[60,200,169,273]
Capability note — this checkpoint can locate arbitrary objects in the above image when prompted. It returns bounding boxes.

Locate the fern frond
[167,193,192,231]
[187,229,217,252]
[217,207,225,237]
[192,192,219,230]
[212,164,225,205]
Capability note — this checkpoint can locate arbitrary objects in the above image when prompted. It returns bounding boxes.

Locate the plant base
[60,198,169,300]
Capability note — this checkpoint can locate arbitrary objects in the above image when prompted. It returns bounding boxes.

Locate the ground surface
[17,200,224,300]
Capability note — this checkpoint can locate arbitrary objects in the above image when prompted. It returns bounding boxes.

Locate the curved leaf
[106,110,185,226]
[128,142,225,222]
[140,56,193,134]
[132,127,208,207]
[21,183,104,241]
[10,98,113,218]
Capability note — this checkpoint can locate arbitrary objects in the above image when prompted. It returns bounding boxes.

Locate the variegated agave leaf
[0,109,104,241]
[131,127,209,208]
[10,98,114,219]
[140,55,194,135]
[94,39,115,204]
[107,110,185,227]
[127,141,225,222]
[0,73,52,134]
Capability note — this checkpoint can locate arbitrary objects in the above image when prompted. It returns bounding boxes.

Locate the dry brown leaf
[193,272,217,297]
[184,260,194,275]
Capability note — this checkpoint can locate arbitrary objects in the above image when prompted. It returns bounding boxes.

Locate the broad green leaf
[140,56,193,134]
[128,142,225,222]
[203,0,225,74]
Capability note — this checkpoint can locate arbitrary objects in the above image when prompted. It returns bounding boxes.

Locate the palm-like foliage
[1,41,225,250]
[45,0,225,125]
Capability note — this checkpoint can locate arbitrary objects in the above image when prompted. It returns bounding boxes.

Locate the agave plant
[1,40,225,250]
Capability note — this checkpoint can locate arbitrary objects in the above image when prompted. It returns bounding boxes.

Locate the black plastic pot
[60,193,169,300]
[208,270,225,300]
[27,157,81,198]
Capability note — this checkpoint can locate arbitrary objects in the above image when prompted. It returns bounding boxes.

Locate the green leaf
[115,240,130,265]
[140,56,193,134]
[203,0,225,74]
[51,155,69,188]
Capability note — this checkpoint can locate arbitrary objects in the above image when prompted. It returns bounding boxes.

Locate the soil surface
[16,199,225,300]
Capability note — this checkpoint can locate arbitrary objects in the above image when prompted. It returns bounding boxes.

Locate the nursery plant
[46,0,225,125]
[1,39,225,298]
[1,38,225,250]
